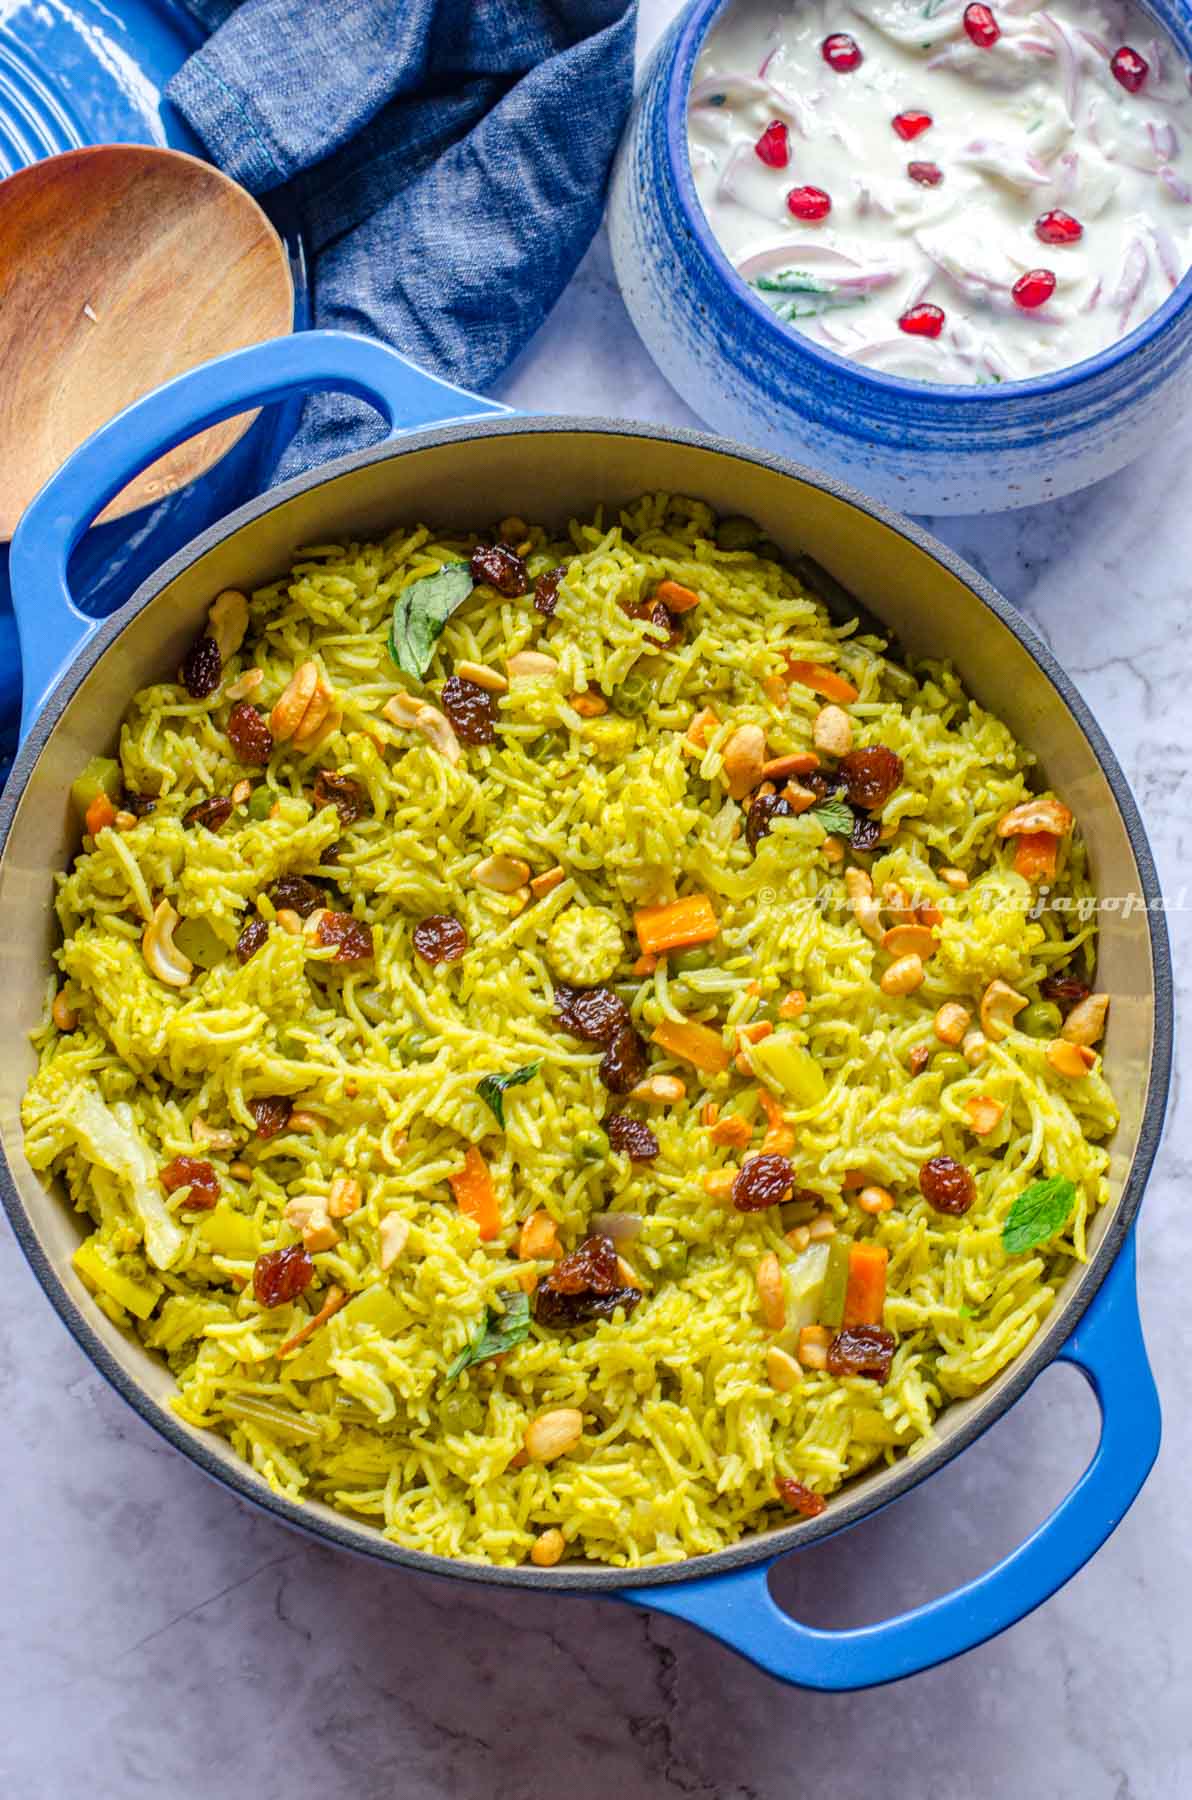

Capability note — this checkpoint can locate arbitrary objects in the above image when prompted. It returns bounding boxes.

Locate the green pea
[440,1393,485,1433]
[525,730,563,763]
[655,1242,690,1281]
[610,672,653,717]
[715,516,761,552]
[247,785,274,820]
[1020,1000,1063,1039]
[573,1131,608,1165]
[400,1027,435,1063]
[933,1051,969,1084]
[671,946,714,975]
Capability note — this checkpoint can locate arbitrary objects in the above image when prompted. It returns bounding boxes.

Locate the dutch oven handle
[8,330,508,742]
[625,1229,1158,1690]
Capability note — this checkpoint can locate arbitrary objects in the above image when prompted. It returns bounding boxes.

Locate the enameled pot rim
[0,415,1173,1591]
[664,0,1192,408]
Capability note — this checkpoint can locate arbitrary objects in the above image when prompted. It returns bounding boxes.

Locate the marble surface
[2,7,1189,1794]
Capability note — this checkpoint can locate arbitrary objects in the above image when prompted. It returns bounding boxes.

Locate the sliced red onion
[1038,13,1080,120]
[1160,163,1192,202]
[590,1211,643,1243]
[1113,238,1150,331]
[737,243,900,291]
[958,140,1051,189]
[1148,120,1178,163]
[1147,221,1181,286]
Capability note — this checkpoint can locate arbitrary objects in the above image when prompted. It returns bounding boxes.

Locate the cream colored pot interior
[0,427,1159,1582]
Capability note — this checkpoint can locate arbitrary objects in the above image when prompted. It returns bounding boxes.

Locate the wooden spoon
[0,144,293,541]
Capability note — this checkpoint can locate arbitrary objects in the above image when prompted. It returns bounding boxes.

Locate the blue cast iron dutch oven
[0,330,1171,1690]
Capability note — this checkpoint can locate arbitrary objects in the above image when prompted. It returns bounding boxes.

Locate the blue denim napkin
[168,0,637,478]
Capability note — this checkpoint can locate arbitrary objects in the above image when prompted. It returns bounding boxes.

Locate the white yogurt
[688,0,1192,382]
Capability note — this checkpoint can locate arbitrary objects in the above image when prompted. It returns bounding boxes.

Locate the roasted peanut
[813,704,853,756]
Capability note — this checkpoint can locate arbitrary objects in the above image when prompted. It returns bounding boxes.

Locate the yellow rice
[21,492,1117,1567]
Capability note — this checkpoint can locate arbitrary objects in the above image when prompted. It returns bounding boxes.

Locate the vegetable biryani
[22,494,1117,1568]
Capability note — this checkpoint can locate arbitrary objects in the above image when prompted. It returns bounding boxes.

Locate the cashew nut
[224,667,263,702]
[208,590,249,662]
[142,900,193,988]
[411,702,460,764]
[934,1001,972,1045]
[964,1094,1005,1136]
[880,953,925,996]
[457,660,508,693]
[379,1213,409,1270]
[269,660,320,742]
[756,1251,786,1331]
[628,1073,686,1105]
[283,1196,339,1252]
[192,1116,238,1150]
[328,1176,362,1219]
[939,866,969,891]
[882,923,936,961]
[1060,993,1110,1047]
[996,796,1074,839]
[845,866,883,941]
[472,853,532,893]
[722,724,767,800]
[979,979,1028,1041]
[524,1407,583,1462]
[290,677,336,750]
[813,704,853,756]
[506,650,558,680]
[383,692,423,728]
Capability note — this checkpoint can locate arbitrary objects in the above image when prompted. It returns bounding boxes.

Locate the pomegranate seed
[786,185,832,221]
[755,120,790,168]
[892,110,933,141]
[1012,268,1057,309]
[1035,208,1083,245]
[821,32,863,72]
[1110,45,1148,92]
[899,303,946,338]
[963,4,1000,49]
[907,161,943,186]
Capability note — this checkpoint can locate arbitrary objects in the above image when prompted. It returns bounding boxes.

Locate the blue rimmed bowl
[608,0,1192,514]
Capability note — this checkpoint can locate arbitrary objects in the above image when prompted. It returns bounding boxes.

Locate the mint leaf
[476,1061,541,1130]
[445,1290,531,1381]
[389,562,474,679]
[754,272,829,295]
[1002,1176,1077,1256]
[813,798,854,836]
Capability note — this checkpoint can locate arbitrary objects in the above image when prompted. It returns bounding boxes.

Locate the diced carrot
[736,1020,773,1047]
[85,792,117,836]
[783,659,860,705]
[685,706,718,751]
[449,1147,502,1241]
[760,751,820,781]
[747,980,762,997]
[634,894,718,957]
[656,579,701,613]
[278,1284,347,1359]
[632,953,658,976]
[778,989,806,1020]
[762,676,788,707]
[756,1086,794,1156]
[917,902,944,928]
[842,1169,869,1191]
[701,1101,719,1127]
[1013,831,1059,882]
[709,1112,752,1148]
[652,1016,730,1075]
[843,1242,888,1328]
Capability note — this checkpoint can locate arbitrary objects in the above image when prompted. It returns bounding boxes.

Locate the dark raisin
[547,1233,620,1294]
[125,792,157,818]
[827,1324,896,1382]
[802,769,845,803]
[236,917,268,964]
[159,1155,220,1209]
[471,542,530,596]
[182,634,222,699]
[1040,974,1092,1014]
[315,911,373,963]
[599,1024,648,1095]
[313,770,367,828]
[626,598,683,647]
[253,1245,314,1308]
[604,1114,660,1162]
[850,808,881,851]
[412,914,469,965]
[776,1476,827,1518]
[839,746,903,812]
[249,1095,293,1140]
[534,1232,641,1328]
[441,675,496,745]
[266,875,324,918]
[534,567,564,616]
[184,793,234,832]
[746,791,793,852]
[553,984,630,1045]
[918,1154,977,1215]
[732,1153,796,1212]
[227,701,273,766]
